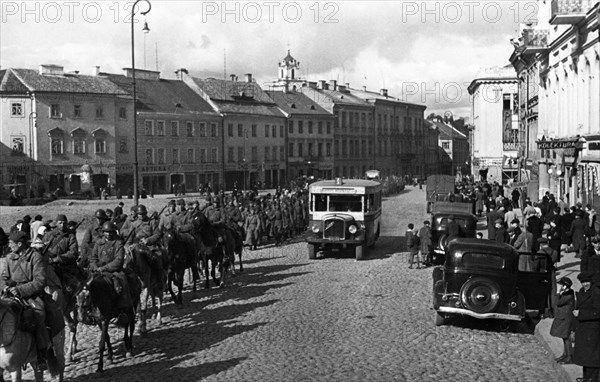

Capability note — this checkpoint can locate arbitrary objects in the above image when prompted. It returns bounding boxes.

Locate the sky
[0,0,534,118]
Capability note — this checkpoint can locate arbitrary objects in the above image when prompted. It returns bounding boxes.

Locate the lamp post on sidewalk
[131,0,151,206]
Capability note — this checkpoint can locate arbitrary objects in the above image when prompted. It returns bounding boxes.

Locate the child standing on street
[406,223,421,269]
[550,276,575,364]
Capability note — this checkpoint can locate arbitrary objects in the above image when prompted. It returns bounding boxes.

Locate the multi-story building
[266,90,335,180]
[0,64,130,197]
[348,87,427,178]
[182,72,287,189]
[299,81,375,179]
[107,68,222,194]
[424,120,442,176]
[426,117,470,177]
[468,66,520,184]
[509,0,599,205]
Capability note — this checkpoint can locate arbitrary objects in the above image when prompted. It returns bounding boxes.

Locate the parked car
[430,211,478,265]
[432,238,552,328]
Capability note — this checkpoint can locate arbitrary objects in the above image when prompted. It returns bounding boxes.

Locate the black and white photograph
[1,1,599,381]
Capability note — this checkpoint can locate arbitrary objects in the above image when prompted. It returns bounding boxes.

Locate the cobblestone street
[13,187,565,382]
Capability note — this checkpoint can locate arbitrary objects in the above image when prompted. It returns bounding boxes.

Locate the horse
[76,272,141,373]
[127,245,164,337]
[191,212,226,290]
[213,223,244,275]
[162,230,200,305]
[0,296,65,382]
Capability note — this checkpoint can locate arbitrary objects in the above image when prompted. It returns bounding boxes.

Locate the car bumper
[307,237,362,245]
[437,306,523,321]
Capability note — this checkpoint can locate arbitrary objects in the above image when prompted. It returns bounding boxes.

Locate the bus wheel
[308,244,316,260]
[355,245,365,260]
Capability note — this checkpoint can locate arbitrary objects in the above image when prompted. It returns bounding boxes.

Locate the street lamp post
[131,0,151,206]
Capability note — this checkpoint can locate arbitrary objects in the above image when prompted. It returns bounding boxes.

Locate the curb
[534,319,577,382]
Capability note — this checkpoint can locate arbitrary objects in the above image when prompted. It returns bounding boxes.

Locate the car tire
[435,311,447,326]
[308,244,316,260]
[460,277,501,314]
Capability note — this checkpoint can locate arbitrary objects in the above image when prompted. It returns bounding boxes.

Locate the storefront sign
[537,140,578,149]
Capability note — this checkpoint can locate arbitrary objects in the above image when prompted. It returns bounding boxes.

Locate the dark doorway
[70,175,81,192]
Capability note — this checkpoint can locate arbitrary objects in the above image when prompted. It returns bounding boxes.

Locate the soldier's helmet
[95,209,108,220]
[136,205,148,215]
[101,221,118,232]
[177,199,186,206]
[168,199,176,207]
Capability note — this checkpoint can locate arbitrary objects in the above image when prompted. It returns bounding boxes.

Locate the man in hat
[573,271,600,382]
[126,205,165,289]
[567,209,588,259]
[1,231,53,370]
[80,209,108,268]
[42,214,80,296]
[157,199,177,233]
[204,199,224,225]
[581,235,600,277]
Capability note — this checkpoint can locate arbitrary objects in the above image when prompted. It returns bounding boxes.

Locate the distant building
[107,68,222,194]
[0,65,130,197]
[266,90,335,180]
[426,117,470,177]
[468,66,519,184]
[182,72,287,189]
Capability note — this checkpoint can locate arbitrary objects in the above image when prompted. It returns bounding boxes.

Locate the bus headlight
[348,225,358,234]
[311,224,320,233]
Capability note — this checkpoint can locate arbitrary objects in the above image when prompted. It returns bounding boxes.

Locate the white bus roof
[309,179,382,194]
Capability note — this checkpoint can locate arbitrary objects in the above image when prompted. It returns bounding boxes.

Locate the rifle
[123,204,167,244]
[72,218,86,232]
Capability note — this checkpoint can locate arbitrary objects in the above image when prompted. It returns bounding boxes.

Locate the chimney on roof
[39,64,64,76]
[363,86,367,92]
[91,66,100,76]
[230,74,236,81]
[380,88,388,97]
[245,73,253,83]
[330,80,337,90]
[318,80,327,89]
[345,83,350,87]
[175,68,188,80]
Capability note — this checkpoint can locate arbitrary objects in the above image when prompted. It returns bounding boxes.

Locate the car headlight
[348,225,357,234]
[311,224,320,233]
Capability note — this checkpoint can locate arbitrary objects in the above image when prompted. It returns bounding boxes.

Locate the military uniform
[126,208,165,288]
[90,235,132,311]
[204,203,224,225]
[80,220,104,268]
[244,210,261,250]
[42,218,81,296]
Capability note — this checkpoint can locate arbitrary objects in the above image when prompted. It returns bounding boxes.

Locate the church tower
[273,49,304,92]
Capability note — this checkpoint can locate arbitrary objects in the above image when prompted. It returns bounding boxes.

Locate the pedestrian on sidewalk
[551,276,575,365]
[573,272,600,382]
[418,220,432,267]
[581,236,600,278]
[406,223,420,269]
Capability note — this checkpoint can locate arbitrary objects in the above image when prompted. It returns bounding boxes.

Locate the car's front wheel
[460,277,501,314]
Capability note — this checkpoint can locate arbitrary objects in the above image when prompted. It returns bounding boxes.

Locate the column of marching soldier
[0,189,310,374]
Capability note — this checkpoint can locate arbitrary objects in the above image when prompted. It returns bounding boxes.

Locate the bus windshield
[327,195,363,212]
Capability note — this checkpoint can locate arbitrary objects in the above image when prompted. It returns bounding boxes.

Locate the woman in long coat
[550,277,575,364]
[573,272,600,382]
[475,188,485,217]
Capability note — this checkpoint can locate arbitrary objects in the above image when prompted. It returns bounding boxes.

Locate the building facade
[468,66,520,184]
[509,0,599,205]
[0,65,131,197]
[183,72,287,190]
[107,68,222,194]
[266,90,335,180]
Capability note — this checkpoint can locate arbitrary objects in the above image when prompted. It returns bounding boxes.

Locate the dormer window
[310,105,316,110]
[291,104,296,109]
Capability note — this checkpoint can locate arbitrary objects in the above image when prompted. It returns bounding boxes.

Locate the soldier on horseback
[89,222,134,326]
[125,205,165,290]
[1,231,60,371]
[80,209,108,268]
[42,214,81,298]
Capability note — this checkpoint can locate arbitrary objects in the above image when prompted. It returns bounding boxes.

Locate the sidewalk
[535,246,583,382]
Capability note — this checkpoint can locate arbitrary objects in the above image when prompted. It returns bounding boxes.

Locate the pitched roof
[3,68,128,95]
[348,87,426,109]
[0,69,29,93]
[299,87,371,108]
[265,91,331,116]
[106,74,216,115]
[186,77,285,117]
[427,119,467,140]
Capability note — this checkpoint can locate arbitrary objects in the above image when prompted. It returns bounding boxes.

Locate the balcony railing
[550,0,595,25]
[522,28,549,54]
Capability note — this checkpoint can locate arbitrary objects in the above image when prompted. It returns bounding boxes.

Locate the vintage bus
[306,178,382,260]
